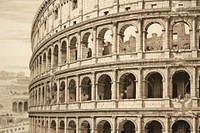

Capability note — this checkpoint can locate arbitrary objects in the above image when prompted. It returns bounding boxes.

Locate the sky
[0,0,43,76]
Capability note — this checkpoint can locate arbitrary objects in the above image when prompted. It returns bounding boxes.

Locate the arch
[60,81,65,103]
[12,102,17,112]
[172,71,190,99]
[18,102,23,112]
[119,24,137,53]
[50,120,56,133]
[97,120,111,133]
[81,77,92,101]
[119,73,136,99]
[172,120,191,133]
[171,21,191,50]
[145,120,163,133]
[97,74,112,100]
[69,36,78,62]
[68,120,76,133]
[145,72,163,98]
[80,120,91,133]
[69,79,76,102]
[144,22,163,51]
[119,120,136,133]
[53,45,59,67]
[61,41,67,64]
[24,101,28,112]
[98,28,113,56]
[82,32,93,59]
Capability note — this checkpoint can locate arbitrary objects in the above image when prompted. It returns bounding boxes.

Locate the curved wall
[29,0,200,133]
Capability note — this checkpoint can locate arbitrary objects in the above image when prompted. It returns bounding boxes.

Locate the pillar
[192,66,197,98]
[192,17,197,49]
[165,115,169,133]
[37,87,39,106]
[56,117,59,133]
[66,36,70,64]
[51,46,54,69]
[137,115,142,133]
[112,116,116,133]
[112,21,118,56]
[65,78,68,103]
[58,40,62,65]
[136,68,142,99]
[76,117,79,133]
[112,69,117,100]
[64,117,67,133]
[57,80,60,104]
[91,72,96,102]
[193,115,197,133]
[91,117,95,133]
[92,26,97,62]
[76,75,80,102]
[163,67,169,98]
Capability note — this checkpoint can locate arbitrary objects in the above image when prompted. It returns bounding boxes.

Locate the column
[65,78,68,103]
[76,75,80,102]
[56,117,59,133]
[137,115,142,133]
[64,117,67,133]
[66,36,70,64]
[92,26,97,62]
[192,66,197,98]
[92,72,96,101]
[57,79,60,104]
[48,117,51,133]
[77,32,81,61]
[136,68,142,99]
[165,115,169,133]
[44,84,47,105]
[91,117,95,133]
[76,117,79,133]
[193,115,197,133]
[37,87,39,106]
[112,21,118,57]
[112,116,116,133]
[112,69,117,100]
[192,17,197,49]
[51,46,54,69]
[58,40,62,65]
[163,67,169,98]
[137,18,143,59]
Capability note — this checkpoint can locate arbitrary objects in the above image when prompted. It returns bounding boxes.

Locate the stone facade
[29,0,200,133]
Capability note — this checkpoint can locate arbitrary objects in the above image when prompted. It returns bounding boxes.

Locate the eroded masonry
[29,0,200,133]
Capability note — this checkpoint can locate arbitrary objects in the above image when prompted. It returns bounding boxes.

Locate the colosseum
[29,0,200,133]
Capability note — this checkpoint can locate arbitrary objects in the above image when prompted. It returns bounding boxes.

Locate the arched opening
[172,22,190,50]
[24,101,28,112]
[98,28,112,56]
[18,102,23,112]
[60,81,65,103]
[50,120,56,133]
[145,120,163,133]
[59,120,65,133]
[70,37,78,62]
[119,73,136,99]
[119,25,137,53]
[172,71,190,99]
[51,83,57,104]
[61,41,67,64]
[53,45,59,67]
[80,120,91,133]
[119,120,136,133]
[82,33,93,59]
[69,80,76,102]
[145,23,163,51]
[97,120,111,133]
[47,49,52,69]
[146,72,163,98]
[172,120,190,133]
[81,77,92,101]
[68,120,76,133]
[97,74,112,100]
[12,102,17,112]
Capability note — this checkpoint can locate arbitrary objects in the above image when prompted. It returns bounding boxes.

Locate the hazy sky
[0,0,42,76]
